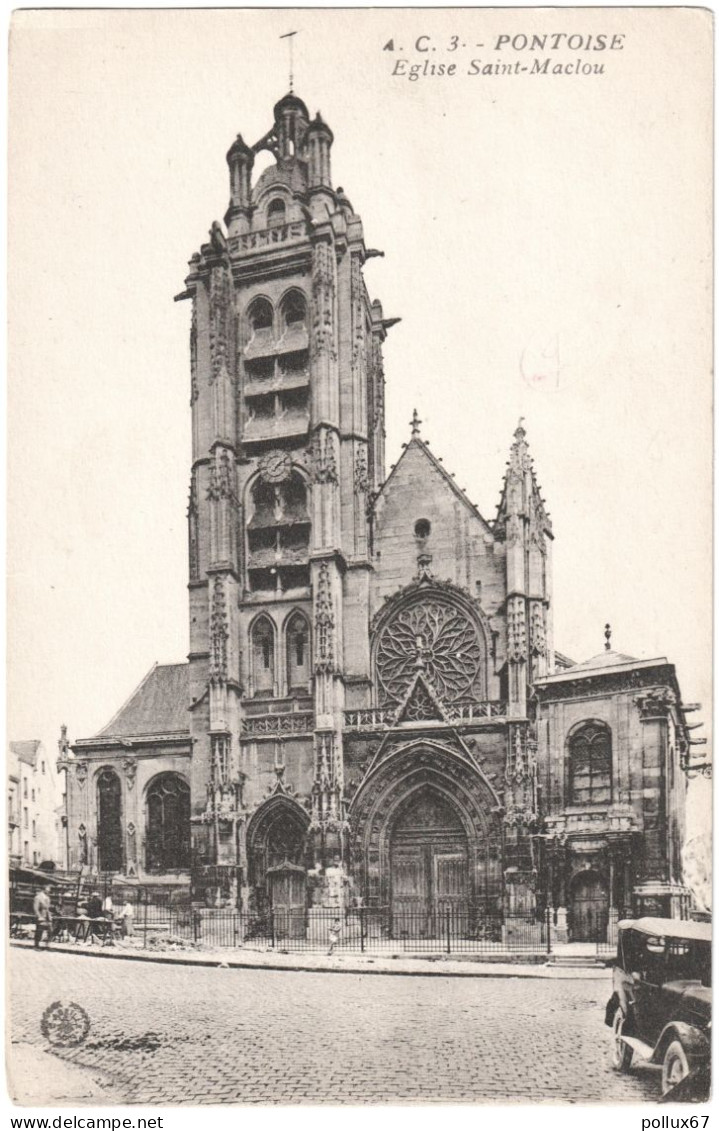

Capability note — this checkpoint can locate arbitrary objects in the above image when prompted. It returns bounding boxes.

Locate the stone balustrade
[228,221,307,256]
[343,701,508,731]
[545,805,638,837]
[241,712,313,737]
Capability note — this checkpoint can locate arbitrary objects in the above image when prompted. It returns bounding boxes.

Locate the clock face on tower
[259,449,292,484]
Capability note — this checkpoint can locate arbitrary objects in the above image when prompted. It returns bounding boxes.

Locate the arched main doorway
[350,741,504,929]
[569,870,609,942]
[390,787,469,936]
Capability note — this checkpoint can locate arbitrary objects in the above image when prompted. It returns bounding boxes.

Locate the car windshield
[620,930,712,987]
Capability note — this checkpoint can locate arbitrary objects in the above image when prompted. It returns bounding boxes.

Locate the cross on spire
[410,408,422,437]
[279,30,298,92]
[604,623,612,652]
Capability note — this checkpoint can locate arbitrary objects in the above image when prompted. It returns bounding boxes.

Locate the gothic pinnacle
[604,623,612,652]
[411,408,422,437]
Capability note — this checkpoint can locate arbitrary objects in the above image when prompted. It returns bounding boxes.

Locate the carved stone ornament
[507,596,527,664]
[354,443,369,494]
[351,253,364,372]
[396,677,445,724]
[75,761,88,788]
[415,552,433,583]
[635,688,676,720]
[370,335,385,434]
[78,823,88,865]
[311,241,336,361]
[258,449,292,485]
[314,561,335,674]
[312,430,338,485]
[123,758,137,790]
[190,299,199,405]
[534,665,675,703]
[506,514,522,548]
[188,473,199,581]
[209,576,229,684]
[529,601,546,657]
[206,448,236,503]
[209,263,232,381]
[375,593,483,708]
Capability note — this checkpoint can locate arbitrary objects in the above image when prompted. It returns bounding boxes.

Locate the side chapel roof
[94,663,190,739]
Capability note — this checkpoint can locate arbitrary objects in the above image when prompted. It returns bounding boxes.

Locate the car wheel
[661,1040,690,1097]
[611,1007,634,1072]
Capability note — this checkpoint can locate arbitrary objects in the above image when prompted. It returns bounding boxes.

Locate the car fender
[604,992,619,1028]
[650,1022,710,1066]
[605,986,635,1030]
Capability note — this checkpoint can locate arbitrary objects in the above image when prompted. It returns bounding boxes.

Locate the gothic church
[60,92,695,941]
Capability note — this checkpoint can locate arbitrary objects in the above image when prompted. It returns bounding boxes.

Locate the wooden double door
[268,865,306,939]
[390,790,469,936]
[569,871,609,942]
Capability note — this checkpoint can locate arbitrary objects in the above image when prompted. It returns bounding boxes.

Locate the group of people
[32,884,135,948]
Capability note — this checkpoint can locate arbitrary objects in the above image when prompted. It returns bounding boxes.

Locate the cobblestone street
[9,948,659,1106]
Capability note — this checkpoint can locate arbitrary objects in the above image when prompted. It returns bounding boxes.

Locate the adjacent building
[9,740,58,867]
[58,91,699,940]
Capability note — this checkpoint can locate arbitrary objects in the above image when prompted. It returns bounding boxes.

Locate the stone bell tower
[177,92,394,907]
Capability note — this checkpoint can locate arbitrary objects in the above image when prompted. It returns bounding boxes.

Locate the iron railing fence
[10,874,621,955]
[148,906,553,954]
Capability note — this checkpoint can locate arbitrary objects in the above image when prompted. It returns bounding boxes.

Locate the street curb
[10,940,611,979]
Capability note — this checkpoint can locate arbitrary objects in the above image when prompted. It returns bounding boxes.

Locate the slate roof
[95,663,190,738]
[563,649,639,673]
[9,740,41,766]
[538,649,670,686]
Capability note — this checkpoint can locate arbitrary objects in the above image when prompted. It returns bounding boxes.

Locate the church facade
[60,92,696,941]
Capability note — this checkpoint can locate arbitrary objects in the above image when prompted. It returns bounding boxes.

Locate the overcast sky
[8,9,711,835]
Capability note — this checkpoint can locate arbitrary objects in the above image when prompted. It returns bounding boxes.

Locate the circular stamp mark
[41,1001,90,1048]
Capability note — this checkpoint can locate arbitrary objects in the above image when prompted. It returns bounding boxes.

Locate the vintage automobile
[605,917,711,1100]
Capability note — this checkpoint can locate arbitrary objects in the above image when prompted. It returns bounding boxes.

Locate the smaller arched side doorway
[247,799,309,936]
[569,870,609,942]
[390,787,469,937]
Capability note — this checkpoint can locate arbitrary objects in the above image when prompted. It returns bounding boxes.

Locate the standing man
[86,890,103,943]
[33,884,52,949]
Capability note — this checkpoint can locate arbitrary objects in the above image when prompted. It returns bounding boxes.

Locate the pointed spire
[604,623,612,652]
[410,408,422,438]
[509,416,530,472]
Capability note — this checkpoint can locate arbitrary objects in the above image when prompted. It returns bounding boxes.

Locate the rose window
[375,596,483,706]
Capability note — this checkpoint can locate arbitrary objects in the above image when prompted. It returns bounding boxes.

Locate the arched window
[286,612,311,692]
[247,297,273,335]
[251,616,276,697]
[267,198,286,228]
[568,723,612,806]
[280,290,307,334]
[97,768,122,873]
[146,773,190,873]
